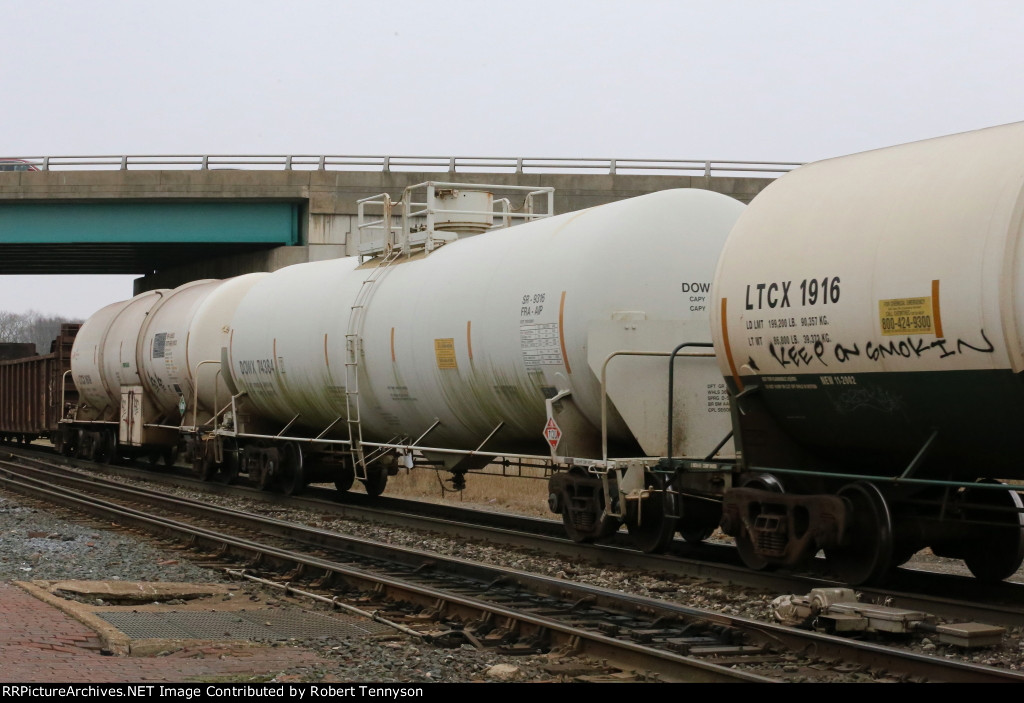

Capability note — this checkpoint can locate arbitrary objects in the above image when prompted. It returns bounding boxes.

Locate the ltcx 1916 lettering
[745,276,841,310]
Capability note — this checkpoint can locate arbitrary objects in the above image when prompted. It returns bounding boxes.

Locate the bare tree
[0,310,28,344]
[0,310,82,351]
[24,311,81,352]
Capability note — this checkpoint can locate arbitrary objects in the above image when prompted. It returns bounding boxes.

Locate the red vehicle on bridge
[0,159,38,172]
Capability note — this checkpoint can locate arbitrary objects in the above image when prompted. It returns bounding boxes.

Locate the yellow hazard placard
[434,338,457,369]
[878,297,935,336]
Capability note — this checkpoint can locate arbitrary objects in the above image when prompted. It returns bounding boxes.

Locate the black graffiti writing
[833,386,903,415]
[862,337,958,361]
[957,330,996,354]
[768,329,994,369]
[862,330,992,362]
[768,339,828,368]
[834,342,860,363]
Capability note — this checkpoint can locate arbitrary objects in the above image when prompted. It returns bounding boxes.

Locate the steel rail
[3,456,1024,683]
[0,460,772,683]
[10,444,1024,631]
[9,444,1024,632]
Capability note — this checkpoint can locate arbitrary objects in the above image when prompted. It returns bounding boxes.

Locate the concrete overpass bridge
[0,154,795,293]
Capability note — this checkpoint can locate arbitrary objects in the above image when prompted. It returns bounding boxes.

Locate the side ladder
[344,248,401,480]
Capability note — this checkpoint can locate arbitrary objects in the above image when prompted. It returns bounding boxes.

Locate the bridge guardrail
[1,155,802,177]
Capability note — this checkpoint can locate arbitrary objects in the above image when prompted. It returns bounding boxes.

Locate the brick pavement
[0,582,323,682]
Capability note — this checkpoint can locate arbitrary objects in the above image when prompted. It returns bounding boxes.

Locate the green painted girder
[0,202,300,244]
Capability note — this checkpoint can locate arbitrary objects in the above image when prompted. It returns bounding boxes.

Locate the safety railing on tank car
[357,182,555,258]
[1,155,803,177]
[597,348,720,464]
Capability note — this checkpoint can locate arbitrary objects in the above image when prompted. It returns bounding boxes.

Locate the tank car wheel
[196,450,216,482]
[961,480,1024,583]
[256,449,277,491]
[65,430,81,458]
[561,506,618,543]
[677,495,723,544]
[626,473,677,554]
[557,469,619,543]
[334,459,356,494]
[825,482,894,586]
[732,472,785,570]
[679,525,716,544]
[735,529,773,571]
[61,433,76,457]
[739,472,785,493]
[78,431,96,461]
[278,443,305,496]
[94,431,116,465]
[362,464,388,498]
[217,455,239,485]
[215,441,237,484]
[162,446,179,467]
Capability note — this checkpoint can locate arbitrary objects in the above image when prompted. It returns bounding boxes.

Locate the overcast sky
[3,0,1024,318]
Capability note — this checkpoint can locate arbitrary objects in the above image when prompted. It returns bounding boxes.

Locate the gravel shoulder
[5,470,1024,683]
[0,491,600,683]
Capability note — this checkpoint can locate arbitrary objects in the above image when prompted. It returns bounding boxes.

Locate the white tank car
[71,289,167,422]
[63,273,270,463]
[226,188,745,466]
[71,273,270,420]
[139,279,221,418]
[186,272,269,423]
[711,121,1024,585]
[711,120,1024,480]
[61,187,743,551]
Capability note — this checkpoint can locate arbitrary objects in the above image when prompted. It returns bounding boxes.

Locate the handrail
[599,348,715,462]
[665,342,715,462]
[0,154,802,176]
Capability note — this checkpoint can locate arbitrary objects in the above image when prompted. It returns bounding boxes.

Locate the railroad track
[9,444,1024,630]
[2,453,1022,683]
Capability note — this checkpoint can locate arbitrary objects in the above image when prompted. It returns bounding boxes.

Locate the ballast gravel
[0,492,592,684]
[3,475,1024,683]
